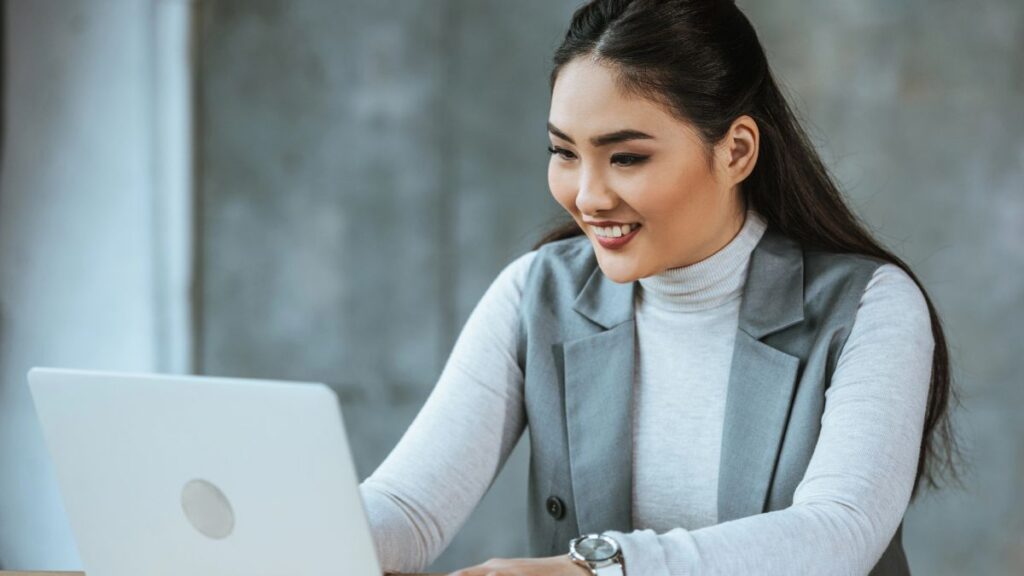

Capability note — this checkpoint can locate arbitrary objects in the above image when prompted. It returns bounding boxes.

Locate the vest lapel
[562,225,805,535]
[717,226,805,522]
[564,256,636,535]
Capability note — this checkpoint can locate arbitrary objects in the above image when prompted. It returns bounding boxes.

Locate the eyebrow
[547,122,656,147]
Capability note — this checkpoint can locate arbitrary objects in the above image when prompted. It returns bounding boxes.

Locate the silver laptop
[28,367,382,576]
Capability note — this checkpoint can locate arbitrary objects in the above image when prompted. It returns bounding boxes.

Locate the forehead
[549,57,679,137]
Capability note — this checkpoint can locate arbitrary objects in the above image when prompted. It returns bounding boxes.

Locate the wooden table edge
[0,569,438,573]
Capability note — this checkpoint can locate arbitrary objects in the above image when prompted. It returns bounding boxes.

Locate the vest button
[546,495,565,520]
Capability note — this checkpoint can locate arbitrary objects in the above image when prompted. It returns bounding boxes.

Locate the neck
[636,208,767,313]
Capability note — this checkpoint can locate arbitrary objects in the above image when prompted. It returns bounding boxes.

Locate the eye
[547,145,576,161]
[611,154,649,167]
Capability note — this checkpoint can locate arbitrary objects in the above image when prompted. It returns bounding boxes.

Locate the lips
[593,223,641,250]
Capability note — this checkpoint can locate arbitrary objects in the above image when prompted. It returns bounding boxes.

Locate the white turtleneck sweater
[358,210,934,576]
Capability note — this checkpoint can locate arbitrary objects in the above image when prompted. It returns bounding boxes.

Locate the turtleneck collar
[637,209,768,313]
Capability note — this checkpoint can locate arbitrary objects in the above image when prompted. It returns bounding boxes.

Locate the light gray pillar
[0,0,192,569]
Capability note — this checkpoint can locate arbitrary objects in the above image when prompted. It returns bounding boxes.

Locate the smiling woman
[357,1,964,575]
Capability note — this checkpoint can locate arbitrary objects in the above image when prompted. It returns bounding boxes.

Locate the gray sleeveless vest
[516,224,911,575]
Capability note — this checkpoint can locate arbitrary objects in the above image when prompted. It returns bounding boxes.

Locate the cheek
[639,165,708,216]
[548,163,578,213]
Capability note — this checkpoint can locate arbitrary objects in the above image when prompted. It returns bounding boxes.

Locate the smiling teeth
[592,223,640,238]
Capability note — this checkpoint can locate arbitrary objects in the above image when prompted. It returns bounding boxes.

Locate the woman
[358,1,963,574]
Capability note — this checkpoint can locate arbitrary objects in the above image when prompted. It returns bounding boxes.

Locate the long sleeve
[604,263,935,576]
[357,250,538,573]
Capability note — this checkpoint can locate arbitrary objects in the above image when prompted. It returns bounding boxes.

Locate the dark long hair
[537,0,964,502]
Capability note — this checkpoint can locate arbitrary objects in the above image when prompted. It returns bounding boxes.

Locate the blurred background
[0,0,1021,573]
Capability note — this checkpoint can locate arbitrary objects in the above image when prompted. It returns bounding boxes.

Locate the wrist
[564,553,597,575]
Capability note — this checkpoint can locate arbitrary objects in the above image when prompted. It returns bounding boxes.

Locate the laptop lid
[28,367,381,576]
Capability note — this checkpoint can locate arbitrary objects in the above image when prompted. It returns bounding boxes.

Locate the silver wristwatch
[568,533,625,576]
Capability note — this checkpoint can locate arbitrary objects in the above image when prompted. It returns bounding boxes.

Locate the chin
[596,259,642,284]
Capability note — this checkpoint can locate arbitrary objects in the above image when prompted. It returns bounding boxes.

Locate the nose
[575,168,617,216]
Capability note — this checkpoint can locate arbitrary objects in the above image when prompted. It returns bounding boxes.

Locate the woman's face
[547,57,756,284]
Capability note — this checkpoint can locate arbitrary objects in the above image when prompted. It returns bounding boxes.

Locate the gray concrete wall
[197,0,1022,574]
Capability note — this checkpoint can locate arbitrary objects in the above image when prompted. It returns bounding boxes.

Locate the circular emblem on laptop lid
[181,478,235,539]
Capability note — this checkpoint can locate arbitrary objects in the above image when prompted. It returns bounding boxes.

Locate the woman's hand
[447,553,592,575]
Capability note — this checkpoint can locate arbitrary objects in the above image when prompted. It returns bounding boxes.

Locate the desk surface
[0,569,436,573]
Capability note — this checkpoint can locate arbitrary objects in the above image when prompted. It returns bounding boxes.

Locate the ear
[714,115,759,185]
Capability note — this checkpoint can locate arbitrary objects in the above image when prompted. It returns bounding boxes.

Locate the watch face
[577,536,619,561]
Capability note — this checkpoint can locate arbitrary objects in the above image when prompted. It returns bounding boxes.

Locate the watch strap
[595,563,624,576]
